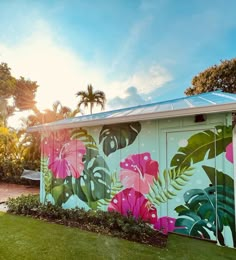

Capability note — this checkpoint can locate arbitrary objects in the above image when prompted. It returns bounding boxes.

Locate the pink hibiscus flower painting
[120,152,159,194]
[108,188,158,224]
[41,130,86,179]
[226,143,234,163]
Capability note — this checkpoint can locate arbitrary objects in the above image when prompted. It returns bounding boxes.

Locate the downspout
[233,124,236,243]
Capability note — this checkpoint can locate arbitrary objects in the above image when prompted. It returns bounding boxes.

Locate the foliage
[0,126,24,179]
[0,63,39,127]
[174,169,235,247]
[7,194,40,215]
[185,58,236,95]
[76,84,106,114]
[99,122,141,156]
[7,194,167,248]
[0,63,16,98]
[14,77,38,111]
[18,131,40,169]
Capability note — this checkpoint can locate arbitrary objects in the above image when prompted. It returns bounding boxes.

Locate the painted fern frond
[148,166,194,206]
[71,128,98,151]
[97,172,123,210]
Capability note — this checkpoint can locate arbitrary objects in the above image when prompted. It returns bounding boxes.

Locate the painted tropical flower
[154,216,176,234]
[120,152,159,194]
[41,130,86,179]
[226,143,233,163]
[108,188,158,224]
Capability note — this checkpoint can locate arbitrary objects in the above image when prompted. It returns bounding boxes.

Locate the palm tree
[76,84,106,114]
[23,101,82,127]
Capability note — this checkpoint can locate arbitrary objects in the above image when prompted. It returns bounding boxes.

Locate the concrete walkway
[0,183,39,212]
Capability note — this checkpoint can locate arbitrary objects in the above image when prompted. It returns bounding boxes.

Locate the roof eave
[27,103,236,133]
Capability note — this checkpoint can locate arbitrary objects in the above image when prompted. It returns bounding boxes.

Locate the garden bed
[7,194,167,248]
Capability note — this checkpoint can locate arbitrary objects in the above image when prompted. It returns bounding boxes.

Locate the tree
[14,77,38,112]
[0,63,16,98]
[185,58,236,96]
[24,101,82,127]
[76,84,106,114]
[0,63,39,126]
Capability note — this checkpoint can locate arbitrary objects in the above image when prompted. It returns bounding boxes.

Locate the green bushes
[0,158,40,186]
[7,194,167,248]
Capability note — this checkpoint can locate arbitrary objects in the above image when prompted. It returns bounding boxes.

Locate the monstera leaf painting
[99,122,141,156]
[174,183,235,246]
[174,210,216,239]
[74,156,111,209]
[171,125,232,170]
[51,176,74,206]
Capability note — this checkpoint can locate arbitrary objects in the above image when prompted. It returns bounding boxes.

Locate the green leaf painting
[99,122,141,156]
[51,181,73,206]
[97,172,123,211]
[75,156,111,208]
[71,128,99,155]
[202,165,234,188]
[174,185,235,246]
[175,210,215,239]
[40,122,235,248]
[148,166,194,206]
[171,125,232,170]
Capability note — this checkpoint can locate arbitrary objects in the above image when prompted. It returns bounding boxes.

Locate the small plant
[7,194,40,215]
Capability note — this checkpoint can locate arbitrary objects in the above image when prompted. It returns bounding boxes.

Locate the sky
[0,0,236,127]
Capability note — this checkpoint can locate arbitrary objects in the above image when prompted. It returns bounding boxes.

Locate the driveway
[0,183,39,212]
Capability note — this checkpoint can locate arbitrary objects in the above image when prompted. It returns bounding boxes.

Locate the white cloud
[108,86,147,109]
[0,20,172,126]
[106,64,172,106]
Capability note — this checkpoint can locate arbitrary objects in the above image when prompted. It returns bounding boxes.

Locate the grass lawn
[0,212,235,260]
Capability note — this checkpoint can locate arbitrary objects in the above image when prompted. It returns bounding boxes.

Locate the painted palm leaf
[171,125,232,170]
[202,165,234,188]
[99,122,141,156]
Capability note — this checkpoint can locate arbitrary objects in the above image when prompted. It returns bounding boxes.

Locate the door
[166,129,218,242]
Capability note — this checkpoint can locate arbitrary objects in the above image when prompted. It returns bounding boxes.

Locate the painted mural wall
[40,113,235,248]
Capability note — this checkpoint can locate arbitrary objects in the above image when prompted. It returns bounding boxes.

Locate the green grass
[0,212,235,260]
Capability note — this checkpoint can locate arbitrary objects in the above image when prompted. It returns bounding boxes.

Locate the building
[28,91,236,248]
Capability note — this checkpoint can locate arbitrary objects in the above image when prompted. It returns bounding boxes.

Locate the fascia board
[27,103,236,133]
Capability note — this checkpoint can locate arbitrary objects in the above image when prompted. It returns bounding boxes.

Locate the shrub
[7,195,167,248]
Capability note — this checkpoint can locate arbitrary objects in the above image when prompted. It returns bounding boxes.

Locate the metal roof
[28,91,236,132]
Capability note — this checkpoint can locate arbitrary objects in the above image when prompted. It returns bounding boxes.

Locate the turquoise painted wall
[40,112,235,248]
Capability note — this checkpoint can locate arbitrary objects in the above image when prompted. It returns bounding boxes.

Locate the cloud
[108,86,147,109]
[107,64,172,103]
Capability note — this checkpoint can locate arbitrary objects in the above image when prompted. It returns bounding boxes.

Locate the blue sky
[1,0,236,118]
